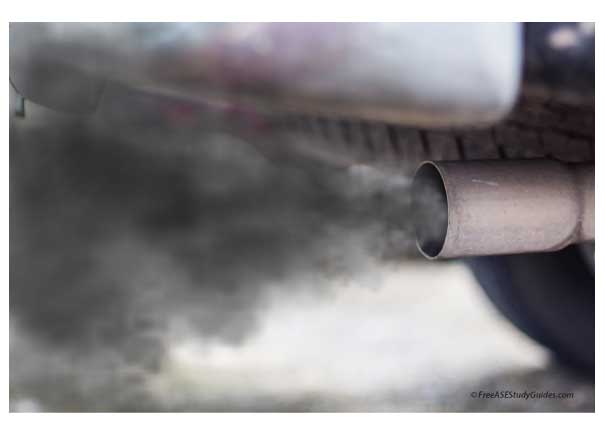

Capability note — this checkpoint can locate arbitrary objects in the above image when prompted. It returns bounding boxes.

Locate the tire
[278,94,594,175]
[466,246,594,374]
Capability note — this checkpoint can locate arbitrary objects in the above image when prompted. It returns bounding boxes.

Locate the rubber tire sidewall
[466,246,594,374]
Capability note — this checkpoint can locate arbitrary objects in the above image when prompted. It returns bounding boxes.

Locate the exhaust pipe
[412,159,594,259]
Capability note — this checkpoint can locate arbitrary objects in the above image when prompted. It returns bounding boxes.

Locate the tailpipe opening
[412,162,449,259]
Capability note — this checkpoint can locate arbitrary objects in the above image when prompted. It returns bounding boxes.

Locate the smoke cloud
[10,104,419,411]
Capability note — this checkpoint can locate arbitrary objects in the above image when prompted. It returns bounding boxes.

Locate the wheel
[466,245,594,373]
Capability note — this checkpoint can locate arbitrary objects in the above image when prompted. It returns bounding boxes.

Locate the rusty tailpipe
[411,159,594,259]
